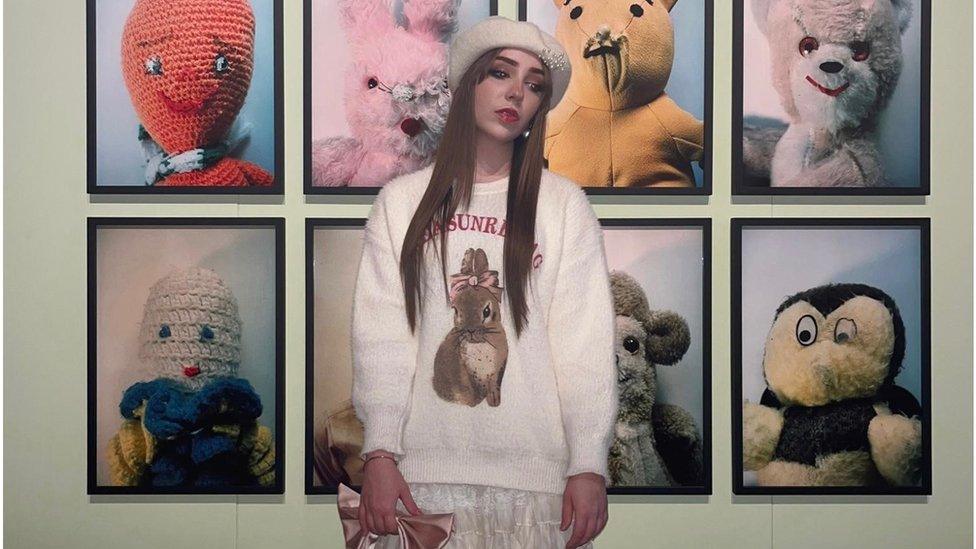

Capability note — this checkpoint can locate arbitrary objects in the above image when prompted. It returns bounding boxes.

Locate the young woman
[351,17,617,549]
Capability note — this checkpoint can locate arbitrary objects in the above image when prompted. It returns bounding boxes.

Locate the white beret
[447,16,571,107]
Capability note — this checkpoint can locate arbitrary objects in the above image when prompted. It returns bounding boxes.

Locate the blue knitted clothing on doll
[120,376,264,487]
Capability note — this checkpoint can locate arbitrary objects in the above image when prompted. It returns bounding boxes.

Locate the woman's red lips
[183,365,201,378]
[400,117,423,137]
[806,76,849,97]
[495,108,520,124]
[159,91,208,114]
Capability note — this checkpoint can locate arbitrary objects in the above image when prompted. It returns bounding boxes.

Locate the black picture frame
[304,1,499,195]
[730,217,932,495]
[731,0,931,195]
[518,0,714,196]
[600,218,712,495]
[86,0,285,194]
[87,217,286,494]
[305,217,368,495]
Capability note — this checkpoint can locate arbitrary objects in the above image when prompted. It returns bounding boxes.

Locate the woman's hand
[560,472,608,548]
[358,450,422,537]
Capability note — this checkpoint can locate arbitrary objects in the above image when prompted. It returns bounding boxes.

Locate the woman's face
[473,48,548,144]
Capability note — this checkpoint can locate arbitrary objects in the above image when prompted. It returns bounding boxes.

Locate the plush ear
[887,0,913,33]
[660,0,679,13]
[404,0,460,42]
[750,0,778,36]
[643,310,691,366]
[337,0,396,36]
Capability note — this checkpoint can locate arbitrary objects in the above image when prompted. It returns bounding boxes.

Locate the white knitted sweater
[351,165,617,494]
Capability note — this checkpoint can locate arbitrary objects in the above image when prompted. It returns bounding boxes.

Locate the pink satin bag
[337,483,455,549]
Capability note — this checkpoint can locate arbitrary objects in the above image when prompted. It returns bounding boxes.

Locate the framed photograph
[732,0,931,195]
[731,218,931,495]
[304,0,498,194]
[520,0,713,194]
[87,0,283,194]
[306,218,367,494]
[601,219,711,494]
[88,218,285,494]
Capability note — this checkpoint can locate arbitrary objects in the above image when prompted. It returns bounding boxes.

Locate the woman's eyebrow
[495,56,545,75]
[136,34,171,48]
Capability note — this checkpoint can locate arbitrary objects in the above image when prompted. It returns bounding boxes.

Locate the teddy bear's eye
[214,53,229,74]
[367,78,379,89]
[570,6,583,19]
[145,56,163,76]
[798,36,819,57]
[795,315,818,346]
[158,325,171,339]
[623,336,640,354]
[834,318,857,343]
[630,4,644,16]
[199,325,215,341]
[850,41,870,62]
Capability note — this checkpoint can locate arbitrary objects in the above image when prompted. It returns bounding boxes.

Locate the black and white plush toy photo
[742,283,922,487]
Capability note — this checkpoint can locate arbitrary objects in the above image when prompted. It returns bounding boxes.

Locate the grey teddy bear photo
[741,0,922,189]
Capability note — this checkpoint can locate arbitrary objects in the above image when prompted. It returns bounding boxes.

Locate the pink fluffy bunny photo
[311,0,460,187]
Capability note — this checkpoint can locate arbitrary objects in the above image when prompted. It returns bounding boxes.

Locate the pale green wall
[4,0,972,547]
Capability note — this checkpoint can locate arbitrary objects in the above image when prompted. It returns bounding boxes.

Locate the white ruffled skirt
[374,482,594,549]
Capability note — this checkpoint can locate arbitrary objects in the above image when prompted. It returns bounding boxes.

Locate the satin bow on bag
[337,483,455,549]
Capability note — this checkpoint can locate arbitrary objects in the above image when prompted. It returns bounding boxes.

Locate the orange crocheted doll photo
[89,0,280,191]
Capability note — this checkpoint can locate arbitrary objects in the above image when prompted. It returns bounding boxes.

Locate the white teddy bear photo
[737,0,927,191]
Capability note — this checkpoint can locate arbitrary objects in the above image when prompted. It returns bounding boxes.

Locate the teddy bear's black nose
[820,61,844,74]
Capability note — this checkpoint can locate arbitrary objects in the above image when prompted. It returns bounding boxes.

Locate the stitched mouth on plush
[805,76,850,97]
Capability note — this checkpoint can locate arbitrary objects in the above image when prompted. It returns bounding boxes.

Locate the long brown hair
[399,48,552,338]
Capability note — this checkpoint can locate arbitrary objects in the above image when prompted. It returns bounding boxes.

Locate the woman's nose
[506,82,523,102]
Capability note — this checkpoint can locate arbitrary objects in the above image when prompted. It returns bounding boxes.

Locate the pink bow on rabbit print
[448,270,502,303]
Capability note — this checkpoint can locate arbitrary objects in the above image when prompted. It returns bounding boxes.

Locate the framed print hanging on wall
[87,218,285,494]
[87,0,284,194]
[731,218,931,495]
[520,0,713,194]
[732,0,931,195]
[304,0,498,194]
[601,219,712,494]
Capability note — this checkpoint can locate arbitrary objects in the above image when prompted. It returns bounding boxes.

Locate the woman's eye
[145,56,163,75]
[199,325,215,341]
[367,77,378,89]
[850,41,870,61]
[528,82,546,94]
[214,53,229,73]
[158,325,171,339]
[489,69,507,79]
[799,36,819,57]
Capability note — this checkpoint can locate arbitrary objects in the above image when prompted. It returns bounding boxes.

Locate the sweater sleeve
[547,186,618,486]
[350,187,418,462]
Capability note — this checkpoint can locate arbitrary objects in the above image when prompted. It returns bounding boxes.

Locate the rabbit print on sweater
[433,248,509,407]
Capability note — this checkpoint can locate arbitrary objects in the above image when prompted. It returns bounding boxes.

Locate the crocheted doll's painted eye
[799,36,819,57]
[795,315,818,346]
[158,325,171,338]
[367,78,379,89]
[214,54,229,74]
[570,6,583,19]
[850,41,870,62]
[199,325,215,341]
[145,56,163,76]
[630,4,644,17]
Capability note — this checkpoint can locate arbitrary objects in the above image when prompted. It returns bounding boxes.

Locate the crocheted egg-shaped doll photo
[120,0,273,187]
[138,267,242,388]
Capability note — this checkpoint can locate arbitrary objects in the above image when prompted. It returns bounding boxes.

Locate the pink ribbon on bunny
[448,270,502,303]
[336,483,455,549]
